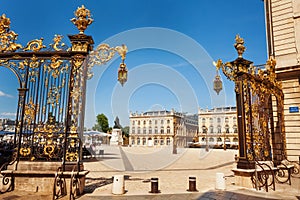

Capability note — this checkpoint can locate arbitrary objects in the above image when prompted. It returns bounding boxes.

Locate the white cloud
[0,112,16,119]
[0,90,13,98]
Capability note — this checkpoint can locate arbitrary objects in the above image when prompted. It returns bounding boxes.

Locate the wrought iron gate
[0,5,128,197]
[0,6,94,168]
[215,35,286,169]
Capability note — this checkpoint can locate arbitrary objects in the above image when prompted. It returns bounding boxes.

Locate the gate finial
[71,5,93,34]
[234,34,246,58]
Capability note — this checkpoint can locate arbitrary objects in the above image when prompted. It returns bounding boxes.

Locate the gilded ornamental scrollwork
[214,35,286,165]
[0,14,22,52]
[50,35,66,51]
[24,98,36,124]
[23,38,46,52]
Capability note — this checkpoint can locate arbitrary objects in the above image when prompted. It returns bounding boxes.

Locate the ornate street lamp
[213,70,222,95]
[88,43,128,86]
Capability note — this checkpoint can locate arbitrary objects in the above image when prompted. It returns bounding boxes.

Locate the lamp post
[223,133,226,151]
[173,118,178,154]
[205,127,209,152]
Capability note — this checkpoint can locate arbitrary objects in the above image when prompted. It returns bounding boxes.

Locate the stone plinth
[232,168,255,188]
[1,161,88,194]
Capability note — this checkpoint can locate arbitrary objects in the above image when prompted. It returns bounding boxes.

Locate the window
[155,120,157,124]
[131,138,135,145]
[143,120,146,125]
[132,121,135,125]
[210,125,214,133]
[225,117,229,123]
[202,126,207,133]
[217,125,221,133]
[209,137,214,142]
[138,120,140,125]
[154,138,158,145]
[149,127,152,134]
[167,119,170,124]
[160,126,164,134]
[217,137,222,142]
[155,126,158,134]
[132,127,135,134]
[160,139,164,145]
[202,118,206,123]
[142,138,146,145]
[166,138,170,145]
[225,125,229,133]
[137,127,141,134]
[143,127,146,134]
[233,117,237,123]
[149,120,152,125]
[233,125,237,133]
[167,126,170,134]
[217,118,221,123]
[161,120,164,124]
[137,137,140,145]
[209,118,213,123]
[201,137,205,142]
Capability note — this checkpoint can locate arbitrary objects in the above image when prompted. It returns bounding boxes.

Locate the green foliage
[92,123,101,131]
[95,113,109,133]
[122,126,129,137]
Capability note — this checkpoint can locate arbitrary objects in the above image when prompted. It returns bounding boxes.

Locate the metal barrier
[187,176,197,192]
[149,178,160,193]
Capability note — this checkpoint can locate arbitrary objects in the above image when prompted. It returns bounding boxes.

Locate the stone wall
[269,0,300,161]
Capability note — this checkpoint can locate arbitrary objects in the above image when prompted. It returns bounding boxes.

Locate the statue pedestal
[110,128,123,146]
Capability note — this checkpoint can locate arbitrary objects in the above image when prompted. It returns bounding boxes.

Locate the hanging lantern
[118,62,128,86]
[213,73,222,95]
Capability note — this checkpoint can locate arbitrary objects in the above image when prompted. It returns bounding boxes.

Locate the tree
[122,126,129,138]
[92,123,101,131]
[95,113,109,133]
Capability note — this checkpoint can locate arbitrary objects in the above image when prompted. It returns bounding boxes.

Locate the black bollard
[187,176,198,192]
[149,178,160,193]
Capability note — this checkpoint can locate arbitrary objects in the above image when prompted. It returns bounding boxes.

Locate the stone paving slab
[81,147,300,200]
[1,147,299,199]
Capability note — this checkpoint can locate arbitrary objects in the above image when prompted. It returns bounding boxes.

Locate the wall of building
[129,110,198,147]
[198,107,238,148]
[268,0,300,160]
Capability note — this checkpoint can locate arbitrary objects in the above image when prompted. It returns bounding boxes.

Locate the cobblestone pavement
[1,146,299,199]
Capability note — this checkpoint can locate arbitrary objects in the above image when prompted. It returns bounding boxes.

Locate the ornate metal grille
[0,7,94,165]
[215,35,286,168]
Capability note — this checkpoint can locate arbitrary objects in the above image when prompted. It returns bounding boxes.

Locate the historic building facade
[265,0,300,160]
[198,106,238,148]
[129,110,198,147]
[0,118,15,132]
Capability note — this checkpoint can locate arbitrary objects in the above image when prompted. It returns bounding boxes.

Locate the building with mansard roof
[129,110,198,147]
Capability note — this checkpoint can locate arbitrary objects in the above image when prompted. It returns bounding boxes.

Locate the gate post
[214,35,285,170]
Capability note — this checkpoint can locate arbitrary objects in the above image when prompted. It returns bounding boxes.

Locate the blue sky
[0,0,267,128]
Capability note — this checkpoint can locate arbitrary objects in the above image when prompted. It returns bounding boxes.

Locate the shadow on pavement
[196,190,278,200]
[83,156,121,162]
[84,177,113,194]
